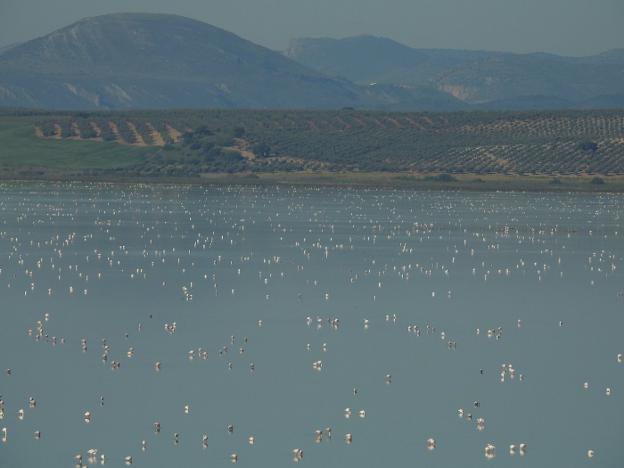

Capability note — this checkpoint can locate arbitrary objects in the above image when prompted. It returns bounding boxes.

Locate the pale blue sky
[1,0,622,55]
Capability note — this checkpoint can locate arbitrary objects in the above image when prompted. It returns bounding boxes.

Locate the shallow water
[0,182,623,468]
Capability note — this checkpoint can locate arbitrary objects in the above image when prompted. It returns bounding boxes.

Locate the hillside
[1,109,623,188]
[0,13,379,110]
[285,36,496,86]
[3,14,622,112]
[286,37,624,109]
[0,13,474,111]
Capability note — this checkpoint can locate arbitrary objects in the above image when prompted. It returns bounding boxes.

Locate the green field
[0,115,153,173]
[1,108,624,190]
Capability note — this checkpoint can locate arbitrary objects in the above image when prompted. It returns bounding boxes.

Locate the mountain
[580,94,624,109]
[0,13,469,111]
[474,95,574,111]
[0,13,384,110]
[573,48,624,65]
[436,53,624,104]
[285,36,499,86]
[286,36,624,108]
[286,35,430,85]
[360,83,469,111]
[0,42,21,56]
[2,14,621,111]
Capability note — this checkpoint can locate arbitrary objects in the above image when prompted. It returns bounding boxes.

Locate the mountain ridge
[286,36,624,107]
[0,13,375,110]
[1,13,622,111]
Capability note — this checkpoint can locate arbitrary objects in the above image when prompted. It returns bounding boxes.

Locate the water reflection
[0,182,622,467]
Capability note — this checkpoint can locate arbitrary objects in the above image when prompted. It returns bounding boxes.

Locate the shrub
[425,173,457,182]
[251,143,272,158]
[578,141,598,152]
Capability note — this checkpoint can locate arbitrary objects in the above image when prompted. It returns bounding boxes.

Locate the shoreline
[1,171,624,193]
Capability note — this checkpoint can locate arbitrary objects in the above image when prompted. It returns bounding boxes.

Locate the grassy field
[0,115,152,171]
[1,108,624,191]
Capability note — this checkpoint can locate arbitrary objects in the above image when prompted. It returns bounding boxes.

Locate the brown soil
[404,117,423,129]
[126,122,146,146]
[90,122,103,139]
[68,121,81,140]
[224,138,256,160]
[165,124,182,142]
[146,123,165,146]
[385,117,402,129]
[108,122,124,144]
[335,117,351,129]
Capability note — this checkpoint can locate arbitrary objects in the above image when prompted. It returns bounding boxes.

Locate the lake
[0,182,622,468]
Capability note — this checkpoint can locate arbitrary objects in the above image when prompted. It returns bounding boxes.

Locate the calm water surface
[0,182,623,467]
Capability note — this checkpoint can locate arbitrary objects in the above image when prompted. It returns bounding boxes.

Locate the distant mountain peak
[286,35,624,108]
[0,13,376,110]
[1,14,621,111]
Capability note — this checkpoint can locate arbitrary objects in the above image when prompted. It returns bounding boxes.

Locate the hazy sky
[1,0,622,55]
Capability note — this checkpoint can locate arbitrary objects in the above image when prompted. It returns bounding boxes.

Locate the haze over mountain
[0,13,622,111]
[0,13,375,110]
[286,36,624,109]
[0,13,469,111]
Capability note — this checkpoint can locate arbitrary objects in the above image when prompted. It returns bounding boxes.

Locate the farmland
[1,108,624,189]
